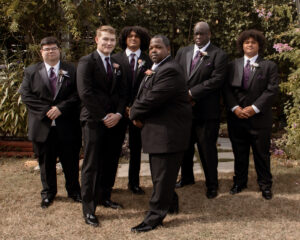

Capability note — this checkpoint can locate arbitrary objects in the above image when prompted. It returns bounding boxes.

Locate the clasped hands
[234,106,256,119]
[103,113,122,128]
[46,106,62,120]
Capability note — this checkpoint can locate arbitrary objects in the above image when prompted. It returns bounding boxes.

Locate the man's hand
[103,113,121,128]
[233,106,248,119]
[242,106,256,118]
[133,120,143,128]
[188,90,196,106]
[125,106,130,118]
[46,106,62,120]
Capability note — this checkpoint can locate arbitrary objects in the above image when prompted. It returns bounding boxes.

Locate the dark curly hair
[118,26,150,51]
[236,29,266,55]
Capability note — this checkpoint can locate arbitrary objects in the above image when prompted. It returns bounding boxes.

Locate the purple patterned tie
[105,57,113,81]
[49,67,57,95]
[130,53,136,82]
[190,50,202,74]
[243,60,251,89]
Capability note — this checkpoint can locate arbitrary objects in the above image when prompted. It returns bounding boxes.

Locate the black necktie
[49,67,57,95]
[243,60,251,89]
[130,53,136,82]
[105,57,113,81]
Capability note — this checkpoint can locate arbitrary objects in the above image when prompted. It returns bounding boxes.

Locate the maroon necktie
[130,53,136,82]
[49,67,57,96]
[105,57,113,81]
[190,50,202,74]
[243,60,251,89]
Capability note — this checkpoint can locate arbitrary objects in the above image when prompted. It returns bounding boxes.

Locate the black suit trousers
[33,126,81,200]
[228,117,272,189]
[181,119,220,189]
[144,152,183,227]
[81,120,126,215]
[128,119,142,187]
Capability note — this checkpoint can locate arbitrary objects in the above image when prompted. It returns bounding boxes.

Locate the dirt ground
[0,157,299,240]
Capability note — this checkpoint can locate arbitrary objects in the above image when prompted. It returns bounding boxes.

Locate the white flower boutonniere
[113,63,121,75]
[58,69,69,83]
[250,62,259,70]
[201,51,208,57]
[138,59,146,69]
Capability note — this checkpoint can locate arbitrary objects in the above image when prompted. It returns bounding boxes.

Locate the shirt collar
[244,54,258,65]
[125,48,141,58]
[194,41,210,55]
[44,61,60,74]
[151,55,170,71]
[97,49,110,62]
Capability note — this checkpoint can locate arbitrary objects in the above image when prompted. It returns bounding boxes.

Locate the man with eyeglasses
[20,36,82,209]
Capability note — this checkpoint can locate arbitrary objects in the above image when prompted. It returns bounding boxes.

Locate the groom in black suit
[112,26,152,194]
[20,36,82,209]
[130,35,192,233]
[223,29,278,200]
[175,22,228,199]
[77,25,127,227]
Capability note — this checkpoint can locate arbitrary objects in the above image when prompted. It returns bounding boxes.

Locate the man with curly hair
[223,29,278,200]
[112,26,152,195]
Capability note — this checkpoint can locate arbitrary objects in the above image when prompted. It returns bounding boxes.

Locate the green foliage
[0,0,299,160]
[269,25,300,159]
[0,51,27,137]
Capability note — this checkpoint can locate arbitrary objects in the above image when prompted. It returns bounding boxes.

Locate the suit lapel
[186,46,193,77]
[110,58,118,93]
[231,57,244,87]
[93,51,110,91]
[38,63,52,93]
[247,56,262,89]
[53,62,63,100]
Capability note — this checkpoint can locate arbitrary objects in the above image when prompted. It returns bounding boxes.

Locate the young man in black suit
[77,25,127,227]
[20,36,82,209]
[112,26,152,194]
[224,29,278,200]
[175,22,228,199]
[130,35,192,233]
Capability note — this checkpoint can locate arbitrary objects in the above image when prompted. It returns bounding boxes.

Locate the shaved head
[193,22,211,47]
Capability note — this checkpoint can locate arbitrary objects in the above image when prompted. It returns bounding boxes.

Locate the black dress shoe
[69,194,82,203]
[206,189,218,199]
[41,198,53,209]
[262,188,273,200]
[101,199,123,209]
[129,185,145,195]
[84,213,99,227]
[131,221,162,233]
[175,179,195,188]
[230,184,247,195]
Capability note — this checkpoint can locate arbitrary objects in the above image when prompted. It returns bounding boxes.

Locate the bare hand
[242,106,256,118]
[133,120,143,128]
[46,106,62,120]
[103,113,121,128]
[233,106,248,119]
[188,92,196,106]
[125,107,130,118]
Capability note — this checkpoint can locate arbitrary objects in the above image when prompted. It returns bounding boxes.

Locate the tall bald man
[175,22,228,199]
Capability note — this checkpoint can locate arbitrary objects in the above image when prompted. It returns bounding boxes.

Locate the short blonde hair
[96,25,116,37]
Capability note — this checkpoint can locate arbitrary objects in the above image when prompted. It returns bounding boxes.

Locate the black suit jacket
[20,61,81,142]
[129,57,192,154]
[112,51,152,106]
[223,56,278,128]
[77,51,127,122]
[175,43,228,119]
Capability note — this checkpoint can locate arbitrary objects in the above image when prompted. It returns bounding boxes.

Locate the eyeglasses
[42,47,59,52]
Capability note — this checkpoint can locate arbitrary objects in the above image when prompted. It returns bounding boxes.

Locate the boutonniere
[58,69,69,83]
[113,63,121,75]
[201,51,208,57]
[250,62,259,70]
[145,69,155,76]
[138,59,146,69]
